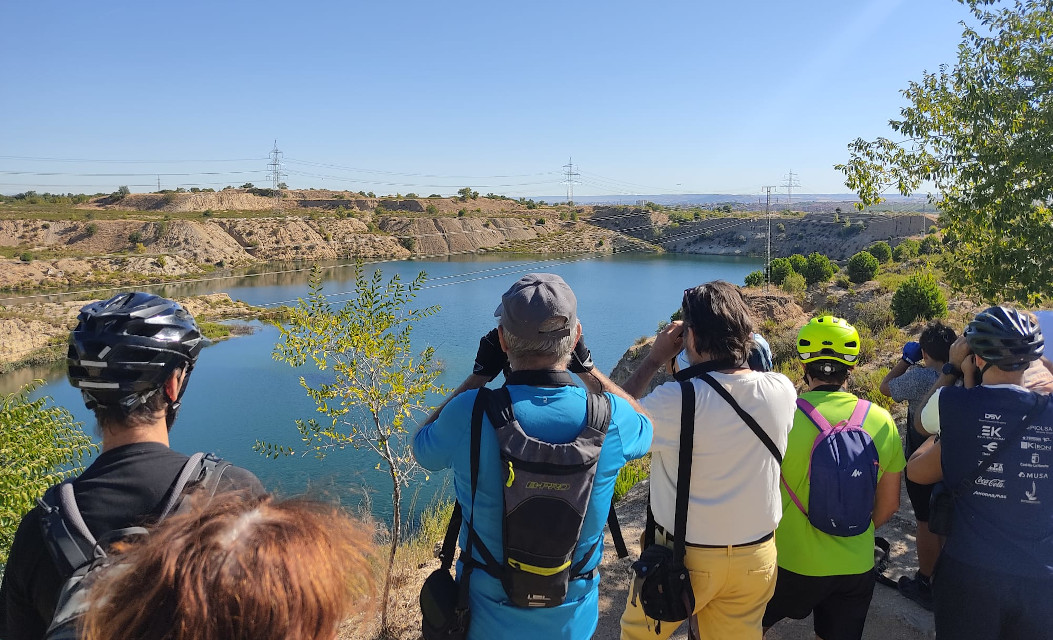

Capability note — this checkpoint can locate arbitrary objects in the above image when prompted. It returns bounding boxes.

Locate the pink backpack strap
[795,398,832,433]
[781,473,808,517]
[847,399,872,428]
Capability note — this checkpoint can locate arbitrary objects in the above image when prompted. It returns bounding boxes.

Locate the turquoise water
[3,253,762,523]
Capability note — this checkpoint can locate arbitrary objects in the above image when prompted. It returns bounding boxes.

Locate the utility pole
[763,185,777,291]
[268,141,285,213]
[782,170,801,206]
[562,157,579,204]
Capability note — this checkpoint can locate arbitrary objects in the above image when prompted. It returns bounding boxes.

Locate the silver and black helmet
[965,306,1044,371]
[67,292,205,414]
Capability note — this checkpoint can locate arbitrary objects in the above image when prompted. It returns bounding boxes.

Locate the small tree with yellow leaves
[255,262,446,631]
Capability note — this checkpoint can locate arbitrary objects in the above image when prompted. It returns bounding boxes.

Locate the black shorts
[905,475,934,522]
[935,554,1053,639]
[762,567,876,640]
[903,416,934,521]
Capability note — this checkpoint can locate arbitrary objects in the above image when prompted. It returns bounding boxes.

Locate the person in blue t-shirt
[413,273,653,640]
[908,306,1053,640]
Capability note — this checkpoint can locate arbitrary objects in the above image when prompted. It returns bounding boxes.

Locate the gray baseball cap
[494,273,577,340]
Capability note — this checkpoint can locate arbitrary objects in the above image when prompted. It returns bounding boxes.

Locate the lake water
[3,253,761,525]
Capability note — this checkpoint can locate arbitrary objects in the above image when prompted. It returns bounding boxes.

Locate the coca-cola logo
[975,477,1006,488]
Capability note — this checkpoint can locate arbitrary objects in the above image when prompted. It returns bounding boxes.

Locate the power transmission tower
[562,158,579,204]
[782,170,801,206]
[763,185,777,291]
[268,141,286,213]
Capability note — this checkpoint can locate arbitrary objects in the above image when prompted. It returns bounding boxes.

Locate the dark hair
[919,321,957,364]
[82,493,376,640]
[94,389,169,430]
[804,360,851,386]
[681,281,754,364]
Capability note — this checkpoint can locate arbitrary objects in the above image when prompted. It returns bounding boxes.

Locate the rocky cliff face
[589,208,936,260]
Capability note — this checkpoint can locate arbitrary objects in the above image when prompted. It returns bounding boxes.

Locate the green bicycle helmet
[796,315,860,366]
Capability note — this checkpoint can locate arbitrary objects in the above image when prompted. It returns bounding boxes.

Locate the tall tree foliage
[1,382,96,565]
[837,0,1053,303]
[255,263,446,632]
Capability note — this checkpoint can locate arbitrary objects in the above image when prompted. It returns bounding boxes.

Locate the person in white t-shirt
[619,280,798,640]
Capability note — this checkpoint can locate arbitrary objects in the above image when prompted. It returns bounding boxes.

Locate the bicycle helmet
[965,306,1044,371]
[68,292,206,414]
[796,315,861,366]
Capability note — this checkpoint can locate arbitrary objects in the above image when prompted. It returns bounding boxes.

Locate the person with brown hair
[80,491,376,640]
[619,280,797,640]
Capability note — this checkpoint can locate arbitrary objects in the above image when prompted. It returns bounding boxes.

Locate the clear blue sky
[0,0,974,198]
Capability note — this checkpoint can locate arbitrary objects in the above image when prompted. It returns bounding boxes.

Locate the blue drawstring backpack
[782,398,880,537]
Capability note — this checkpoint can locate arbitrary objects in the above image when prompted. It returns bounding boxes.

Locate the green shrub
[868,241,892,263]
[787,253,807,273]
[18,251,33,262]
[835,273,852,288]
[399,236,417,251]
[128,231,143,245]
[425,204,439,215]
[769,257,793,285]
[893,238,920,260]
[198,322,231,339]
[891,272,947,326]
[84,223,98,237]
[853,300,895,333]
[919,235,942,255]
[744,270,765,287]
[134,242,146,254]
[846,251,879,283]
[782,271,806,295]
[614,456,650,502]
[802,252,835,285]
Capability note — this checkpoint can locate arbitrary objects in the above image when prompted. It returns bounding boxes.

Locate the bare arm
[872,470,902,529]
[621,321,684,399]
[578,367,649,416]
[421,373,491,426]
[914,335,974,435]
[879,358,910,398]
[906,437,944,485]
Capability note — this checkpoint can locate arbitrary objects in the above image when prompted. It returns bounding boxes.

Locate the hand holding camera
[569,335,595,374]
[473,328,509,381]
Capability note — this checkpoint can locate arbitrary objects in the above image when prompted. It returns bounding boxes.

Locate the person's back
[0,293,263,640]
[413,273,652,640]
[776,390,901,575]
[618,281,796,640]
[763,316,905,640]
[909,306,1053,639]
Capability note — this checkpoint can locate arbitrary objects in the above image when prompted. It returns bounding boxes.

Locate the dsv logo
[985,414,1002,421]
[975,477,1006,488]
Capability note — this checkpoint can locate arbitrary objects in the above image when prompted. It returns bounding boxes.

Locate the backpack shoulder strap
[847,399,872,428]
[672,380,695,563]
[697,372,782,464]
[795,397,834,433]
[38,482,98,576]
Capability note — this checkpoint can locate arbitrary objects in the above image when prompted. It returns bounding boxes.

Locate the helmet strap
[978,361,994,384]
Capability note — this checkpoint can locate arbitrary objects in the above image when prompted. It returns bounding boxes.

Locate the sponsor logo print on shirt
[974,490,1006,499]
[1021,441,1053,451]
[975,477,1006,488]
[1023,481,1040,504]
[987,462,1004,474]
[984,413,1004,422]
[851,469,862,478]
[983,442,999,453]
[1018,471,1049,480]
[981,425,1004,439]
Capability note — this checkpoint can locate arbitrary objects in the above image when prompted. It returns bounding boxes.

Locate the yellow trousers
[620,532,777,640]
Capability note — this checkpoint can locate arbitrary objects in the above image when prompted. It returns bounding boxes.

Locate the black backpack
[463,373,628,605]
[38,452,231,640]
